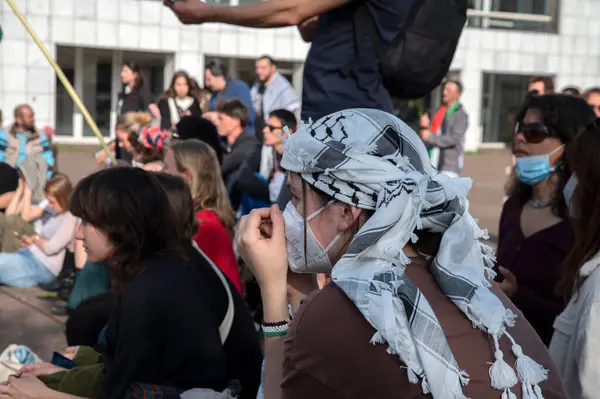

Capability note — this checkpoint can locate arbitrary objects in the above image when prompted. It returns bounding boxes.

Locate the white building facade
[0,0,599,150]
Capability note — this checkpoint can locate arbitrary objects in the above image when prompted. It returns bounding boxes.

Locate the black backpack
[342,0,468,100]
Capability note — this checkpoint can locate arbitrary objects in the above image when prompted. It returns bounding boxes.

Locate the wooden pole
[4,0,116,165]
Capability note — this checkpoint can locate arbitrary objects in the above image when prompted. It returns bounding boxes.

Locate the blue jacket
[0,127,55,175]
[209,79,256,135]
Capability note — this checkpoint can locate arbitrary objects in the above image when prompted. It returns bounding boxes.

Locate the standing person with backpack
[164,0,468,210]
[163,0,467,122]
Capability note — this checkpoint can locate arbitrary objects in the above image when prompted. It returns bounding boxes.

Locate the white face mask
[283,201,344,274]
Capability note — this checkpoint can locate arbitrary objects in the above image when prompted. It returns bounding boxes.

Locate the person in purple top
[496,94,595,346]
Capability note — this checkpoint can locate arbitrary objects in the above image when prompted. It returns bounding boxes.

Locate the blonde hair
[170,139,235,237]
[116,112,162,164]
[45,173,73,212]
[116,112,153,134]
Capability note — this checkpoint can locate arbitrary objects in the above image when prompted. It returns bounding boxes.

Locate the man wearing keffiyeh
[237,109,567,399]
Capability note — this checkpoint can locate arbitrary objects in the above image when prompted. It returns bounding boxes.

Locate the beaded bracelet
[262,319,291,337]
[263,329,288,337]
[262,319,291,327]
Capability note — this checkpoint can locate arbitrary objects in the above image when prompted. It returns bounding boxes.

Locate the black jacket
[157,97,202,131]
[103,251,262,398]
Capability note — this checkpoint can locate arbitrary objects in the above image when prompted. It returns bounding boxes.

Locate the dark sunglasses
[515,122,550,144]
[265,124,283,132]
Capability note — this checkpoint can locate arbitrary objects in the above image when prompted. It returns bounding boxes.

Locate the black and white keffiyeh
[280,109,548,399]
[18,153,48,204]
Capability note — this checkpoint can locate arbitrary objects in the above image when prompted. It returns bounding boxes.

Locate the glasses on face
[515,122,550,144]
[265,124,283,132]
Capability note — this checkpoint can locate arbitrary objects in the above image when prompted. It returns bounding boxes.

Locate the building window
[480,73,554,143]
[468,0,559,33]
[55,46,168,138]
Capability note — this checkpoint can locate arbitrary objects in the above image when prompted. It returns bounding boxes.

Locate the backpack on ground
[343,0,469,99]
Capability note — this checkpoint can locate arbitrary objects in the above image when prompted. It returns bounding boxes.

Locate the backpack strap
[341,3,384,76]
[192,241,235,344]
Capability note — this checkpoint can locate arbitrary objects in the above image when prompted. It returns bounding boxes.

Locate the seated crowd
[1,71,600,399]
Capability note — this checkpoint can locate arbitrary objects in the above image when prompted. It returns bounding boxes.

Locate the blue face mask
[515,145,564,185]
[563,174,578,216]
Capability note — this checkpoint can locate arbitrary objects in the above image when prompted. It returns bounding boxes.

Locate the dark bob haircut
[70,167,182,293]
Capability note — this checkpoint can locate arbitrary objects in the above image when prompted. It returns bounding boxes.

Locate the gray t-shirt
[29,211,77,276]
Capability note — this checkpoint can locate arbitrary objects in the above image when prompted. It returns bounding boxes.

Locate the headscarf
[138,126,167,151]
[280,109,548,399]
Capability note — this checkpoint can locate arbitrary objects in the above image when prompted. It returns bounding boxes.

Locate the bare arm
[5,181,24,215]
[0,191,15,210]
[262,288,290,399]
[20,185,44,222]
[165,0,351,28]
[149,103,161,120]
[297,15,319,42]
[33,214,77,255]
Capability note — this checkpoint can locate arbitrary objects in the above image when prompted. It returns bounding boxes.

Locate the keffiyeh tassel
[407,368,419,384]
[507,334,548,399]
[489,347,518,393]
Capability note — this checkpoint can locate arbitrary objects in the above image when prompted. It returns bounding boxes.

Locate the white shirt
[549,251,600,399]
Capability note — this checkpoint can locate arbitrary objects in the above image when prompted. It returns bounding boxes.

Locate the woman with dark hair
[550,120,600,399]
[116,62,160,162]
[153,173,262,398]
[549,119,600,398]
[157,70,202,131]
[496,94,596,346]
[4,168,232,398]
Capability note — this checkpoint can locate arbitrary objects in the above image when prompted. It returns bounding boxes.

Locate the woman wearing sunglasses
[495,94,595,346]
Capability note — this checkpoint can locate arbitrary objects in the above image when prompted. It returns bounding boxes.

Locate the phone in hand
[51,351,76,370]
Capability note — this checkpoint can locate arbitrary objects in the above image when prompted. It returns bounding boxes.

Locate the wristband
[261,319,291,337]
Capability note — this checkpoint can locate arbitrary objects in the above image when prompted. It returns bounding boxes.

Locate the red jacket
[193,210,243,295]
